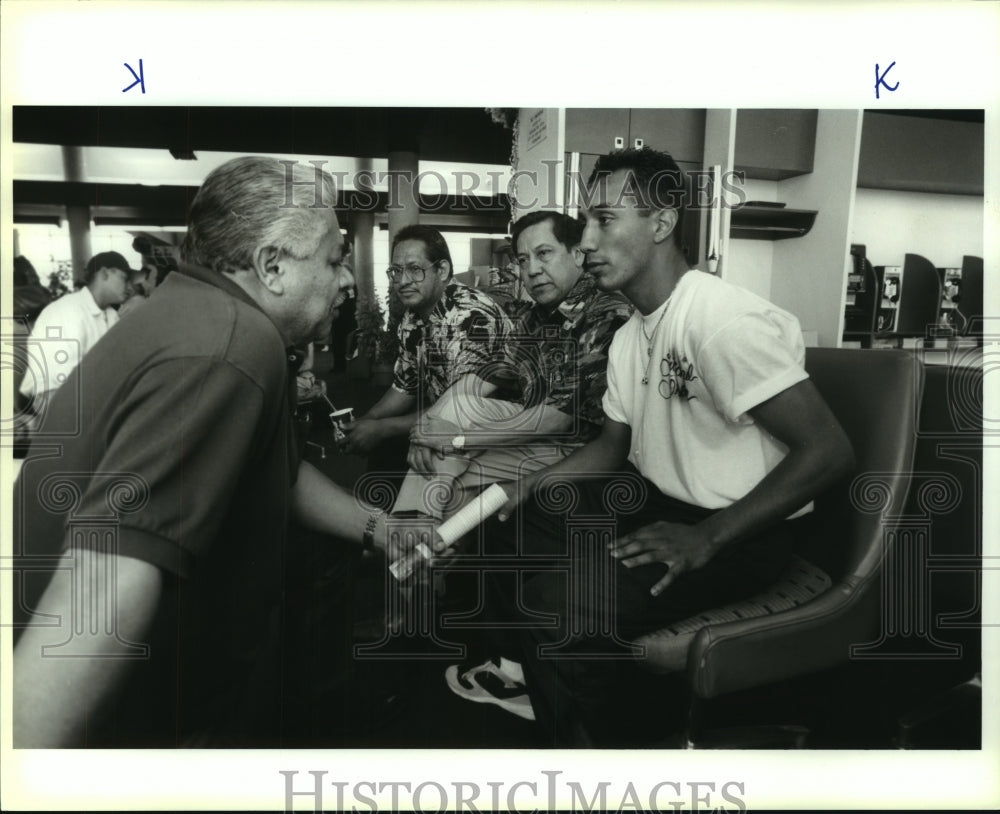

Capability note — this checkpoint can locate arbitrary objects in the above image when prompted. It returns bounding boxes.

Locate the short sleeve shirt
[511,275,631,443]
[19,286,119,399]
[392,282,513,403]
[13,264,299,745]
[602,269,809,510]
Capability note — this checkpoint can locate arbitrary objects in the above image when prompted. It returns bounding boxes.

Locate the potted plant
[371,287,402,386]
[348,290,400,384]
[346,294,384,380]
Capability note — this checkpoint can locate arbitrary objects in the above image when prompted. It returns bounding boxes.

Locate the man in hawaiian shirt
[392,211,632,520]
[342,225,513,455]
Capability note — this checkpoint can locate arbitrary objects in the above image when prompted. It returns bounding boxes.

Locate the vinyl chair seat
[629,348,922,723]
[635,555,832,674]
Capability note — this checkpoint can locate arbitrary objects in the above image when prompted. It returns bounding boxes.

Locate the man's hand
[609,521,718,596]
[408,415,465,478]
[371,511,430,562]
[341,417,386,454]
[411,414,463,452]
[497,479,531,523]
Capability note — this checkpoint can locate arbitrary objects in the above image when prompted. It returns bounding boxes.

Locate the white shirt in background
[19,286,119,400]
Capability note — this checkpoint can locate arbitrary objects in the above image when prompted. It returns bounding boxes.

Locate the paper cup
[329,407,354,441]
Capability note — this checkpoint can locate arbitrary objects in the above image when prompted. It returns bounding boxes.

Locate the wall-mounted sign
[525,109,548,153]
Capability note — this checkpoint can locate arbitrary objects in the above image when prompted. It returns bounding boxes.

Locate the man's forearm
[364,386,416,420]
[697,382,856,554]
[698,437,853,555]
[292,460,370,543]
[293,461,416,560]
[520,419,631,495]
[458,403,575,447]
[14,549,163,747]
[375,411,419,438]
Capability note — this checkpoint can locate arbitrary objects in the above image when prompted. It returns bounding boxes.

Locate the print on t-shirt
[657,350,698,401]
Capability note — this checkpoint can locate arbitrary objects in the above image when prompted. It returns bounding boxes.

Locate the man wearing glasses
[19,250,136,425]
[392,211,632,521]
[342,224,513,455]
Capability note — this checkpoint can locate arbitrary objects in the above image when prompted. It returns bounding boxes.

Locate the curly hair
[588,147,688,250]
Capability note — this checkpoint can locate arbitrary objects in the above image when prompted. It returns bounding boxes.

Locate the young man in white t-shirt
[445,148,855,745]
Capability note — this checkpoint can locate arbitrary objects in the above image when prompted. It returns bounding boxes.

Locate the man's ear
[571,245,585,268]
[251,246,284,294]
[436,260,452,281]
[651,208,679,245]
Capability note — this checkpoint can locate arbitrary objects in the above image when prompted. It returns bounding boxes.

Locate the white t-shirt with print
[602,269,809,512]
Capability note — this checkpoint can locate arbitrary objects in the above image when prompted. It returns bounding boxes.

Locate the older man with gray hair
[12,156,402,747]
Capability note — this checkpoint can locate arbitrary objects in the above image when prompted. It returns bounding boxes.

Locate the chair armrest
[686,577,880,699]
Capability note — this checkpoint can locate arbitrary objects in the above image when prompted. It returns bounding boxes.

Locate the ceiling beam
[13,106,514,166]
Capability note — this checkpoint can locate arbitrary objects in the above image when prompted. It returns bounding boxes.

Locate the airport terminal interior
[8,107,986,749]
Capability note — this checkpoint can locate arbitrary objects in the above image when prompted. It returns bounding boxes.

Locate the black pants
[483,470,794,746]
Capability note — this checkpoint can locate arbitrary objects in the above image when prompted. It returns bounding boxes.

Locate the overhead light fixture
[169,148,197,160]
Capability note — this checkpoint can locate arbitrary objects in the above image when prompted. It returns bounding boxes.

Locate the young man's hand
[497,478,533,523]
[609,521,720,596]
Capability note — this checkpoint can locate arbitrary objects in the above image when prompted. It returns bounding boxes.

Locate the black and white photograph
[1,1,998,811]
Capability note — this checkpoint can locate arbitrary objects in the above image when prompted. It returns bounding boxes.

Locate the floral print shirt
[506,274,632,443]
[392,282,513,404]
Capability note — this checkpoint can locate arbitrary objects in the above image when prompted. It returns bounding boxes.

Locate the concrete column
[386,150,419,248]
[352,210,376,310]
[65,207,93,285]
[62,146,92,283]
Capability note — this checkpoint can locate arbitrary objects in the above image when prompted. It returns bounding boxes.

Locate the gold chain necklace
[640,298,671,385]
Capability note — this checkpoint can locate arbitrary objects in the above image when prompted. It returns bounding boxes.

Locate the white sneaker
[444,658,536,721]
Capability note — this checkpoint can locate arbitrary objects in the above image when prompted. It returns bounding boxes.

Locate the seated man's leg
[485,476,794,744]
[393,391,567,519]
[393,445,566,519]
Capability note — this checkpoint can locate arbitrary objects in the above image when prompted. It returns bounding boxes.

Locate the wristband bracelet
[363,510,384,551]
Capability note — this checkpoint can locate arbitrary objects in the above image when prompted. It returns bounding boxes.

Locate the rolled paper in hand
[436,483,508,546]
[388,484,509,582]
[388,542,433,581]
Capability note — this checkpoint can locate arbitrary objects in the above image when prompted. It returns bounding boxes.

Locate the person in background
[447,148,855,744]
[341,225,513,456]
[132,235,178,287]
[118,262,158,318]
[18,251,135,423]
[11,255,53,453]
[392,211,632,521]
[12,255,52,326]
[12,156,411,748]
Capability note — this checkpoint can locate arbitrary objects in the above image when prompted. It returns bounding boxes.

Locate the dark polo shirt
[13,264,298,746]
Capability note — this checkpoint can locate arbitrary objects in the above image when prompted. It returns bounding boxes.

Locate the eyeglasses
[386,261,440,283]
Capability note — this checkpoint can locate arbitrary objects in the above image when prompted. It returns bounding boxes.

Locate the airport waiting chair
[634,348,923,747]
[891,358,983,748]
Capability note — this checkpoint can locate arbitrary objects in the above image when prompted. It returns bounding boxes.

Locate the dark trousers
[483,471,794,746]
